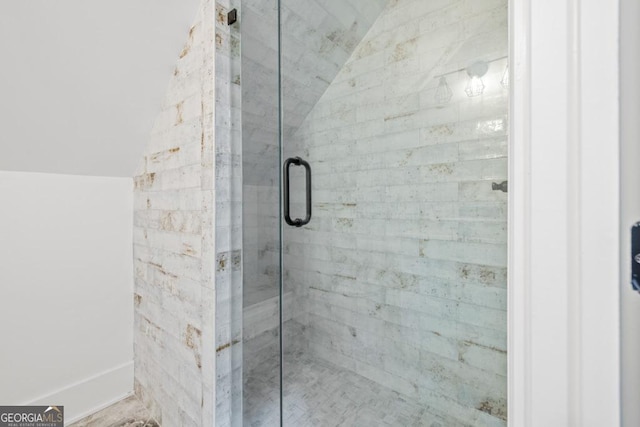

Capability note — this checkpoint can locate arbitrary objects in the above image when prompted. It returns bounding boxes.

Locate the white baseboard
[23,361,134,425]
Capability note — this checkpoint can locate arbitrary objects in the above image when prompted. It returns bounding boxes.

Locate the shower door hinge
[228,8,238,26]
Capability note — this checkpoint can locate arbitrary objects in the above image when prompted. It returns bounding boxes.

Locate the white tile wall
[282,0,509,425]
[133,1,218,426]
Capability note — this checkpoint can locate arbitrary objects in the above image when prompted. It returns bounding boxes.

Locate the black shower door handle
[283,157,312,227]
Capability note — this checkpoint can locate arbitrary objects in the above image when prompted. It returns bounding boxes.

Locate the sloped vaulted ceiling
[0,0,199,177]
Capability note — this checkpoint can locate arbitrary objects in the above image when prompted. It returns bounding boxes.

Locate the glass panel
[241,0,281,425]
[241,0,509,425]
[280,0,509,426]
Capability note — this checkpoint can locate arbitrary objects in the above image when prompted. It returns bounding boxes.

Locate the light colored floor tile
[244,352,446,426]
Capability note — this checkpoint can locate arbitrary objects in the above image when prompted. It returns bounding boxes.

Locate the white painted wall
[0,0,199,177]
[0,171,134,424]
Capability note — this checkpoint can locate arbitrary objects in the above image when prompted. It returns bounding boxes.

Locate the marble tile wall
[133,0,218,425]
[284,0,509,425]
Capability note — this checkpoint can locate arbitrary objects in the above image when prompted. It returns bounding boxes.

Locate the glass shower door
[240,0,282,425]
[279,0,509,426]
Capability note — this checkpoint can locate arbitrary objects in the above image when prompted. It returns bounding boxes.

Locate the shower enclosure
[240,0,508,424]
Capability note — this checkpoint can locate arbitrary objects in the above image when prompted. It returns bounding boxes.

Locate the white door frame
[620,0,640,424]
[508,1,620,426]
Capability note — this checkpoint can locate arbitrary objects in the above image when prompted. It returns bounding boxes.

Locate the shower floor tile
[68,395,159,427]
[244,352,446,427]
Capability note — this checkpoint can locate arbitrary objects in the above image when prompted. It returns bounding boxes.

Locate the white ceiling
[0,0,199,177]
